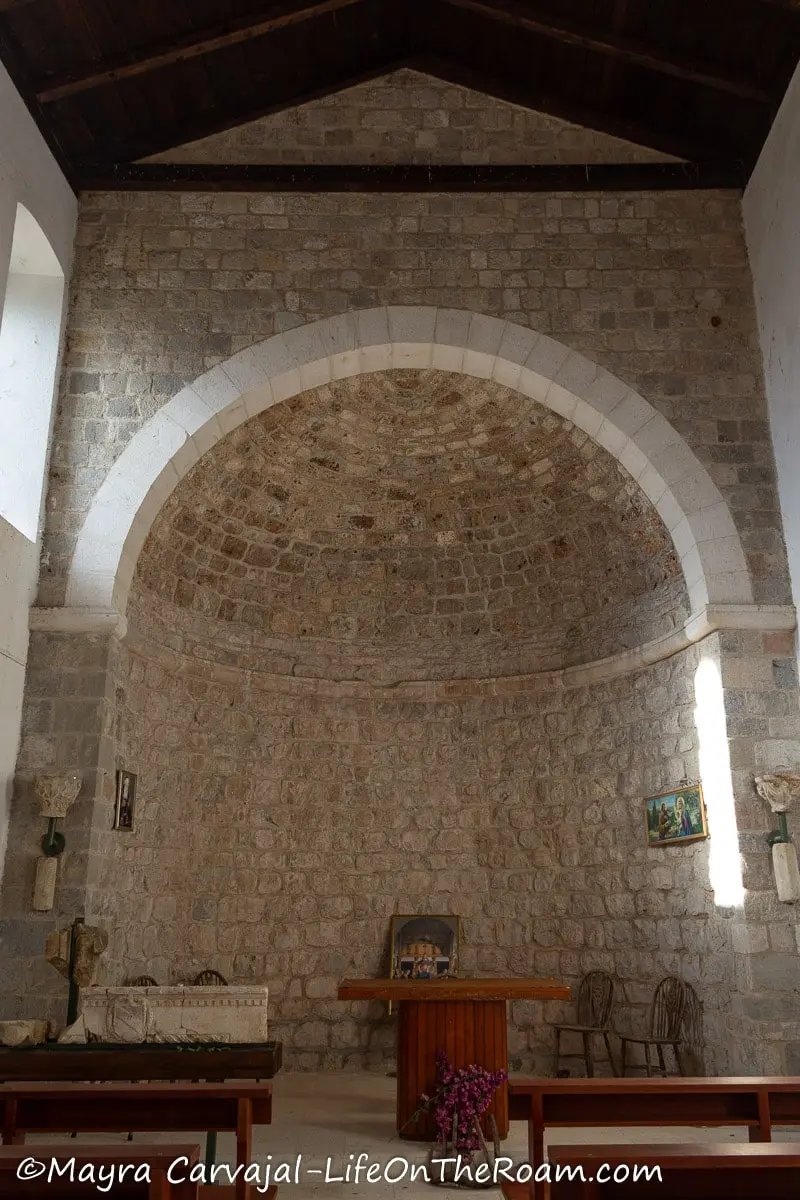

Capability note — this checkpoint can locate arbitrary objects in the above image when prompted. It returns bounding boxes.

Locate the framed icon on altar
[390,914,459,980]
[114,769,137,831]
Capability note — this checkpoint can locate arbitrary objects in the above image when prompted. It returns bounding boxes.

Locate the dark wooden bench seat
[545,1141,800,1198]
[505,1076,800,1196]
[0,1043,283,1084]
[0,1043,283,1174]
[0,1142,202,1197]
[508,1076,800,1170]
[0,1083,273,1200]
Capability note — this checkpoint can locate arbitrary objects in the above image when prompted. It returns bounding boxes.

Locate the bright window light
[0,203,64,543]
[694,656,745,908]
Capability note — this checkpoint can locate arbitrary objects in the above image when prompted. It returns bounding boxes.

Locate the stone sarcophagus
[71,985,269,1044]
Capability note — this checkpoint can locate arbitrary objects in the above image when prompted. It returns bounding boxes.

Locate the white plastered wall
[0,62,76,873]
[744,61,800,668]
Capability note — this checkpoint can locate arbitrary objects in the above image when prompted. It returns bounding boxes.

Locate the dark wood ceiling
[1,0,799,192]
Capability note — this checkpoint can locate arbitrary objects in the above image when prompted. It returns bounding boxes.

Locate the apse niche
[100,368,713,1073]
[132,369,688,683]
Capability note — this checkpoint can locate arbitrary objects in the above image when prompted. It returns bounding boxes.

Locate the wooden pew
[0,1043,284,1176]
[0,1082,273,1200]
[545,1141,800,1198]
[507,1075,800,1185]
[0,1042,283,1084]
[0,1143,202,1197]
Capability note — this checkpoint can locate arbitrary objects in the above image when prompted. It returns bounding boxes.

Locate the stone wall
[41,187,790,613]
[712,627,800,1072]
[145,69,675,166]
[0,627,117,1018]
[6,81,799,1070]
[86,614,735,1073]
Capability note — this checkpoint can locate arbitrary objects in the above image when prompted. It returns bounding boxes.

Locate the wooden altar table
[337,977,569,1140]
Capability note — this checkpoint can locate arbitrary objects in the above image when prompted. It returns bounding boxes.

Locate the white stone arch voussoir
[66,307,753,619]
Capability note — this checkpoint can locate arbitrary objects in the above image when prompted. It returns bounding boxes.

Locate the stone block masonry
[42,188,789,615]
[145,69,675,168]
[4,88,800,1072]
[98,625,732,1073]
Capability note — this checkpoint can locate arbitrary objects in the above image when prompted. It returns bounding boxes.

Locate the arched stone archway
[10,308,799,1076]
[65,307,752,623]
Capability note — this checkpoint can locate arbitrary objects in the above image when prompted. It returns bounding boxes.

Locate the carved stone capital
[754,772,800,815]
[33,774,81,819]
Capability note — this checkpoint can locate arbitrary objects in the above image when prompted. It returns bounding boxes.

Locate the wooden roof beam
[93,52,417,165]
[36,0,366,103]
[442,0,773,103]
[76,161,749,193]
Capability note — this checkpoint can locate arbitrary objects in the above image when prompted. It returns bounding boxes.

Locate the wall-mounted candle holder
[31,775,81,912]
[34,774,81,855]
[755,773,800,904]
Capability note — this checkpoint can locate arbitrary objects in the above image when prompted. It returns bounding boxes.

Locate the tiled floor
[27,1070,790,1197]
[262,1071,748,1197]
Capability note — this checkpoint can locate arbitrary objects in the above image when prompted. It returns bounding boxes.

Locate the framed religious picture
[644,783,708,847]
[114,769,137,831]
[390,914,460,980]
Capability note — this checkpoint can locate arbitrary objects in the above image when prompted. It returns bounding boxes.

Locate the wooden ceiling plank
[76,161,749,192]
[441,0,773,103]
[0,0,39,11]
[36,0,366,103]
[599,0,630,96]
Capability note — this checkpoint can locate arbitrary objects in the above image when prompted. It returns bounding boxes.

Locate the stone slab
[75,985,269,1044]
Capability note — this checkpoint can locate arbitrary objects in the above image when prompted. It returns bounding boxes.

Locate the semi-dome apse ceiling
[132,370,687,680]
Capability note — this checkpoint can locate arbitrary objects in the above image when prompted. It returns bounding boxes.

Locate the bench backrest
[547,1143,800,1199]
[548,1142,800,1166]
[0,1082,273,1133]
[509,1076,800,1094]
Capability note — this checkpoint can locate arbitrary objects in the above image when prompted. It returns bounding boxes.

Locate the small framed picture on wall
[644,783,707,847]
[114,769,137,831]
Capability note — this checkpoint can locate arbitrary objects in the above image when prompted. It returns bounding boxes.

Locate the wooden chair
[552,971,616,1078]
[192,969,228,986]
[126,975,159,987]
[676,981,705,1075]
[619,975,687,1077]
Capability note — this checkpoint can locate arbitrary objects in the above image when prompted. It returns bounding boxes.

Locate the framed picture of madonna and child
[644,783,708,847]
[389,914,459,980]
